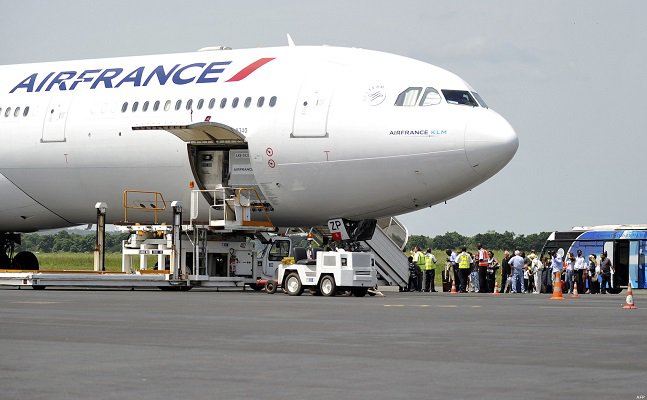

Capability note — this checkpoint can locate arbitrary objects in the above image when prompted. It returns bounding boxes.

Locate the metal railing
[122,190,167,224]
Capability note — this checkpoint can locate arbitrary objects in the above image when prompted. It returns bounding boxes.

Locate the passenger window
[23,106,29,117]
[121,102,128,113]
[442,90,478,107]
[142,101,149,112]
[175,100,182,111]
[197,99,204,110]
[268,240,290,261]
[244,97,251,108]
[220,98,227,108]
[395,87,422,106]
[232,97,239,108]
[209,98,216,109]
[14,107,20,117]
[186,99,193,110]
[5,107,11,117]
[419,88,441,106]
[0,108,2,116]
[153,101,160,111]
[132,101,139,112]
[269,96,277,107]
[257,97,265,107]
[164,100,171,111]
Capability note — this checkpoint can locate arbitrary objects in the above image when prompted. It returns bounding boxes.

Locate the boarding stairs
[306,217,410,288]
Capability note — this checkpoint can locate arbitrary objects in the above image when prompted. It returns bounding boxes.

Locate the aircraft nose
[465,110,519,177]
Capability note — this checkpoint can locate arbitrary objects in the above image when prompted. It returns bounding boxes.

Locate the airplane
[0,41,518,269]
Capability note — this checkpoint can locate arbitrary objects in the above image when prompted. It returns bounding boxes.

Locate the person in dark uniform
[599,251,613,294]
[407,256,419,292]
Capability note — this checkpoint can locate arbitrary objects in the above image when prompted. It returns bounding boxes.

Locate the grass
[35,252,156,272]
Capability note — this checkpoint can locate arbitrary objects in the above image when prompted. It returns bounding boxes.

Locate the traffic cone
[571,281,580,298]
[450,279,458,295]
[550,272,565,300]
[493,281,500,296]
[623,282,638,309]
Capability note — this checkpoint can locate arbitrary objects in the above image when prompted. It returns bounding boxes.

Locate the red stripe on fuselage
[226,58,275,82]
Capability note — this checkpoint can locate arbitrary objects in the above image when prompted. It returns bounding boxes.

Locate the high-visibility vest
[458,253,471,269]
[478,249,489,267]
[424,254,435,270]
[416,252,426,268]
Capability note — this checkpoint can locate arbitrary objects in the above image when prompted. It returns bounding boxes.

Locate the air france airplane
[0,43,518,268]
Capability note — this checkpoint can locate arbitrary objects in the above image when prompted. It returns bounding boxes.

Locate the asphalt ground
[0,287,645,400]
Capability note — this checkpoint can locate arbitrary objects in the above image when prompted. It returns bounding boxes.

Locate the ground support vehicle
[276,250,376,297]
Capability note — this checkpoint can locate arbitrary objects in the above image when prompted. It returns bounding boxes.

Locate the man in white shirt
[573,249,586,294]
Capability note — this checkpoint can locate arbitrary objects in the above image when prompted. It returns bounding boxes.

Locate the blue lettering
[90,68,124,89]
[10,73,37,93]
[45,71,78,91]
[69,69,101,90]
[115,66,145,88]
[35,72,55,92]
[196,61,231,83]
[142,64,180,86]
[172,63,206,85]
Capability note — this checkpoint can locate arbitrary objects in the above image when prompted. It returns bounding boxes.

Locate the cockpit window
[419,88,442,106]
[395,87,423,106]
[471,92,488,109]
[442,90,479,107]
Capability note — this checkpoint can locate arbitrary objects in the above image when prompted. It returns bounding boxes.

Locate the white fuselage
[0,46,518,232]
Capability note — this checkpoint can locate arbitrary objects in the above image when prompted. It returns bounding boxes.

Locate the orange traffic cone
[493,281,500,296]
[623,282,638,309]
[550,272,565,300]
[450,279,458,295]
[571,281,580,298]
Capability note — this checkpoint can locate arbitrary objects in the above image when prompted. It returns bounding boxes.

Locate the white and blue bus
[541,225,647,293]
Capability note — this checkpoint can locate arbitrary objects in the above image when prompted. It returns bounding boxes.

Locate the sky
[1,0,645,237]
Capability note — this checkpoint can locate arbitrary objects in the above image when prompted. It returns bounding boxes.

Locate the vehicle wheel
[32,285,46,290]
[11,251,39,270]
[351,287,369,297]
[265,280,277,294]
[319,275,336,297]
[285,272,303,296]
[248,283,262,291]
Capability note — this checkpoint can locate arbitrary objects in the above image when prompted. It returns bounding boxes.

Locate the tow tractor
[264,218,378,297]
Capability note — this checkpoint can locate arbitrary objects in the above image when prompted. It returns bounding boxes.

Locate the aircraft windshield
[441,90,479,107]
[471,91,488,108]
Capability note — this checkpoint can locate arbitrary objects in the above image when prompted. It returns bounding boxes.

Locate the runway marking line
[11,301,62,305]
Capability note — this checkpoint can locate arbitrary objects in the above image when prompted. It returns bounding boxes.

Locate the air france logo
[10,57,274,93]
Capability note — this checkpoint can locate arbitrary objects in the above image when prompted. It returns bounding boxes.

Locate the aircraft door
[291,64,339,137]
[42,97,72,142]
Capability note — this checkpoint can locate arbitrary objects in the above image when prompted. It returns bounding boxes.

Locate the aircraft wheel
[11,251,39,270]
[285,273,303,296]
[265,280,277,294]
[319,275,336,297]
[351,287,369,297]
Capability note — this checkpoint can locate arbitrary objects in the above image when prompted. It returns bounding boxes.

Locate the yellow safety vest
[458,253,471,269]
[416,253,426,269]
[424,254,435,270]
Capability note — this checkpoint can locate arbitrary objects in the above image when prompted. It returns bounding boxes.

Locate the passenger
[447,248,460,285]
[522,252,531,293]
[574,250,586,294]
[456,246,472,293]
[564,253,575,294]
[500,251,511,293]
[423,248,438,292]
[477,243,489,293]
[486,250,498,293]
[469,251,478,292]
[599,251,613,294]
[550,251,564,290]
[531,255,543,294]
[508,250,525,293]
[587,254,598,294]
[407,256,419,292]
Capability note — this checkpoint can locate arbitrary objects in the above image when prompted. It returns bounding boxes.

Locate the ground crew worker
[477,243,489,293]
[457,246,472,293]
[413,247,425,291]
[423,248,438,292]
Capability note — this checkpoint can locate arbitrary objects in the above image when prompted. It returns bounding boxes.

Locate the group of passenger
[407,245,616,295]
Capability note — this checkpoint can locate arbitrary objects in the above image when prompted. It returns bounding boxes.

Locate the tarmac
[0,287,645,400]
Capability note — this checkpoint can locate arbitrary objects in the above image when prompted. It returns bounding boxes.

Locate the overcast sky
[1,1,645,237]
